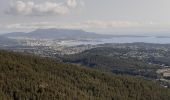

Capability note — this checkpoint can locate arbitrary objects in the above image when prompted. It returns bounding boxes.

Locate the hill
[2,29,110,39]
[63,47,162,79]
[0,50,170,100]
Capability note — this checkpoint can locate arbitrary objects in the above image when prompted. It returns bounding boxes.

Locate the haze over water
[60,36,170,46]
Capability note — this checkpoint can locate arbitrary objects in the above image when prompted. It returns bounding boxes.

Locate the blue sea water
[61,36,170,46]
[101,37,170,44]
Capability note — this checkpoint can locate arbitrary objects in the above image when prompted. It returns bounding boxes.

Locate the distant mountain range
[2,28,112,39]
[3,29,170,40]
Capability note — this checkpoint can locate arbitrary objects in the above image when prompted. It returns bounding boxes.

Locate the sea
[59,36,170,46]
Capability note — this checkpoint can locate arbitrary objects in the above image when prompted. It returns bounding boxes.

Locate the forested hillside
[0,50,170,100]
[63,47,161,78]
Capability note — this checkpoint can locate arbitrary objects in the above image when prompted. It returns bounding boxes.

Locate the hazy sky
[1,0,170,34]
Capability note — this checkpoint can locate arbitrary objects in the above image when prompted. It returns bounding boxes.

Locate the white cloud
[84,20,143,28]
[5,20,153,30]
[79,0,85,6]
[6,0,81,16]
[67,0,77,8]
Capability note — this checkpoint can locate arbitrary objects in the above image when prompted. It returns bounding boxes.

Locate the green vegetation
[0,50,170,100]
[63,47,161,78]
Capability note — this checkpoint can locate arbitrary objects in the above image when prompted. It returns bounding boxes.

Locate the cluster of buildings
[157,68,170,77]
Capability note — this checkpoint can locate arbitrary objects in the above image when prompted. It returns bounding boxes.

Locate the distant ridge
[2,28,110,39]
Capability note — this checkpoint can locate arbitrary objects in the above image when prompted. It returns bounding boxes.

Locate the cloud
[6,0,80,16]
[5,20,153,30]
[79,0,85,6]
[84,20,143,28]
[67,0,77,8]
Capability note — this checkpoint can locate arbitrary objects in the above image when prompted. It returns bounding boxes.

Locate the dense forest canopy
[0,50,170,100]
[63,47,161,78]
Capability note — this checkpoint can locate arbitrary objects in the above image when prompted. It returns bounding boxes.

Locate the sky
[0,0,170,35]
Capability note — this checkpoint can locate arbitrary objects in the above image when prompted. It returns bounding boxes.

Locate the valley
[1,29,170,89]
